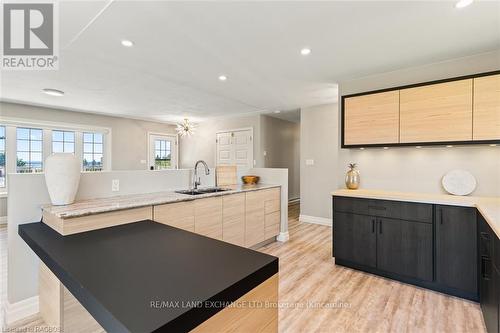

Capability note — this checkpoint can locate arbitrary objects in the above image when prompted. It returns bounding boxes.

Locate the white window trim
[147,132,178,170]
[0,117,112,192]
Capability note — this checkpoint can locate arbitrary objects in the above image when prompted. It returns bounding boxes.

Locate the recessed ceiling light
[446,145,454,148]
[300,48,311,55]
[218,75,227,81]
[274,110,281,114]
[121,39,134,47]
[42,88,64,97]
[455,0,474,9]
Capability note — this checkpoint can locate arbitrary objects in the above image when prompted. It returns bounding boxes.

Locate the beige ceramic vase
[345,163,360,190]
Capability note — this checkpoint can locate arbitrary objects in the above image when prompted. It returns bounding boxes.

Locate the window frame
[16,127,44,173]
[82,132,105,172]
[147,132,178,170]
[52,130,76,154]
[0,117,112,192]
[0,126,5,188]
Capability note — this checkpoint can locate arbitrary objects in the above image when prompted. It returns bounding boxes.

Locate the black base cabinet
[332,196,479,302]
[479,214,500,333]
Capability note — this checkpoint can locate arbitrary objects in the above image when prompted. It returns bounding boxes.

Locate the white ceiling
[1,1,499,123]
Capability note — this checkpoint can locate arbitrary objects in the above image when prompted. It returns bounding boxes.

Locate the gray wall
[179,114,262,169]
[0,102,177,170]
[300,50,500,220]
[261,115,300,200]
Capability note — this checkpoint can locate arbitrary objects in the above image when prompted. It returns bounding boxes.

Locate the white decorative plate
[442,169,477,196]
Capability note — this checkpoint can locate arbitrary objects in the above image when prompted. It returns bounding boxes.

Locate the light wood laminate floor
[5,203,486,332]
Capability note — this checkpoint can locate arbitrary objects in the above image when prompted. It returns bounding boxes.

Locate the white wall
[300,104,338,219]
[179,114,262,169]
[300,50,500,220]
[0,102,177,170]
[261,115,300,200]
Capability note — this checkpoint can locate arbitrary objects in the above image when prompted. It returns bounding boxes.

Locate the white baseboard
[0,216,6,225]
[276,231,289,242]
[3,295,39,326]
[299,214,332,226]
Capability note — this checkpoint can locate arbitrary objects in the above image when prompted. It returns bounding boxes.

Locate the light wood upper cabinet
[222,193,245,246]
[400,79,473,143]
[154,201,195,232]
[473,74,500,141]
[195,197,223,240]
[344,91,400,145]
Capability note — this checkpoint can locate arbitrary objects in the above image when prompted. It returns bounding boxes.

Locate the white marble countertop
[43,184,281,219]
[332,188,500,238]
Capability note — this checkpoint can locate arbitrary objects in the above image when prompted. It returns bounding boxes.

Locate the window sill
[0,192,8,198]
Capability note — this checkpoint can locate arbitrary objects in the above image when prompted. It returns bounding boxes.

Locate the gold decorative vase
[345,163,360,190]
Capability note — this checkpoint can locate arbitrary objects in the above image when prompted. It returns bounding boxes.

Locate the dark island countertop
[19,220,278,333]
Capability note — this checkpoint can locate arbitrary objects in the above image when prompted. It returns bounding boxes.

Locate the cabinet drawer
[333,197,369,215]
[479,214,494,258]
[368,200,433,223]
[265,211,280,239]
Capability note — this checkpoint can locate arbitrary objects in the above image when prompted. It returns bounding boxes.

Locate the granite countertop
[43,184,281,219]
[332,188,500,238]
[19,220,279,332]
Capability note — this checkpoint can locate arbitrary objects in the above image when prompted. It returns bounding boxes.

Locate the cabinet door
[376,218,433,281]
[333,212,376,268]
[474,74,500,141]
[400,79,473,143]
[194,197,223,240]
[154,201,194,232]
[436,205,477,295]
[344,91,400,145]
[245,191,265,247]
[480,254,498,333]
[222,193,245,246]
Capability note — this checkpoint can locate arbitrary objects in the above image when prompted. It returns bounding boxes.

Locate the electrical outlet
[112,179,120,192]
[305,159,314,166]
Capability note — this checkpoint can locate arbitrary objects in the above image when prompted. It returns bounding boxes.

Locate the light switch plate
[305,159,314,166]
[112,179,120,192]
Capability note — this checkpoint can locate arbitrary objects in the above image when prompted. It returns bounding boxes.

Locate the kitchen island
[19,220,279,332]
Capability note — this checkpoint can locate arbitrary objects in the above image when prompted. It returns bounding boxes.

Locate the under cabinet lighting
[121,39,134,47]
[455,0,474,9]
[416,146,422,149]
[446,145,454,148]
[383,147,389,150]
[300,48,311,55]
[490,144,498,147]
[42,88,64,96]
[359,147,365,150]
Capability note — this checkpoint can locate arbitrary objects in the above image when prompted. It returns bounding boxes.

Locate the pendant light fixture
[176,118,196,137]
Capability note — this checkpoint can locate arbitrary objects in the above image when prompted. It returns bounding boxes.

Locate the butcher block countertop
[42,184,280,219]
[332,189,500,239]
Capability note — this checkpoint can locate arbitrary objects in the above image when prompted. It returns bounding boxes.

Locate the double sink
[175,187,230,196]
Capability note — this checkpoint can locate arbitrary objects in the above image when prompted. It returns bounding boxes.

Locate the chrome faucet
[193,160,210,189]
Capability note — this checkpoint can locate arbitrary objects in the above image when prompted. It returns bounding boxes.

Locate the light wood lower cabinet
[154,201,195,232]
[399,79,473,143]
[473,74,500,141]
[195,197,223,240]
[222,193,246,246]
[246,188,281,247]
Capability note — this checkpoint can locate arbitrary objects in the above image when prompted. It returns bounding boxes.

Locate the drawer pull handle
[372,219,375,233]
[482,256,492,279]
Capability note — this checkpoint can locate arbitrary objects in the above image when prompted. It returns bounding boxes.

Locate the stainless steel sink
[175,187,230,195]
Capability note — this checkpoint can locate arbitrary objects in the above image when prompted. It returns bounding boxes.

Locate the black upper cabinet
[377,217,433,281]
[334,212,376,268]
[436,205,478,296]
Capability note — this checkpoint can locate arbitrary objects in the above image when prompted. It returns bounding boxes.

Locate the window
[17,127,43,173]
[52,130,75,153]
[148,134,177,170]
[83,132,103,171]
[0,126,5,187]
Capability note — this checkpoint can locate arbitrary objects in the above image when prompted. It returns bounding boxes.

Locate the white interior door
[149,134,177,170]
[216,129,253,169]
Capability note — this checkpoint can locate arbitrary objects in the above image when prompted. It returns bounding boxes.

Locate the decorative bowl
[242,175,260,185]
